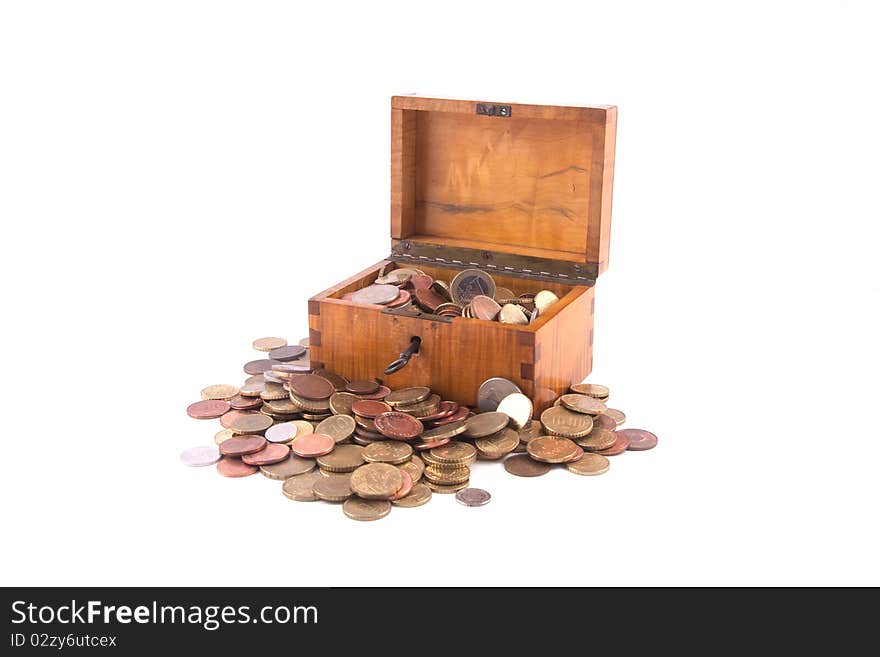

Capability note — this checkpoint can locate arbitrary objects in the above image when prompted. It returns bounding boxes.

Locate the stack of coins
[183,338,658,520]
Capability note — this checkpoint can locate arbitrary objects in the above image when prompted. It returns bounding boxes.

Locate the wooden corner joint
[308,300,321,316]
[309,328,322,347]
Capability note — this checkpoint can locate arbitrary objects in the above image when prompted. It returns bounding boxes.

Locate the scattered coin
[503,454,552,477]
[346,380,380,395]
[560,393,608,415]
[282,471,323,501]
[259,453,315,480]
[180,445,221,467]
[429,442,477,465]
[252,337,287,352]
[392,483,432,507]
[575,428,618,452]
[527,436,581,463]
[604,408,626,426]
[298,337,310,348]
[329,392,359,416]
[389,469,414,501]
[228,394,263,410]
[620,429,658,451]
[496,393,533,429]
[570,383,610,399]
[432,406,470,425]
[566,452,610,476]
[351,399,392,418]
[424,479,469,494]
[591,414,618,431]
[242,443,290,466]
[214,428,235,445]
[424,464,470,485]
[477,378,522,412]
[350,463,404,500]
[227,411,273,435]
[289,420,314,439]
[394,394,441,419]
[317,444,365,472]
[239,381,265,397]
[363,441,413,465]
[243,359,282,375]
[219,435,267,457]
[289,374,335,401]
[315,415,356,443]
[398,457,424,484]
[216,457,259,478]
[596,432,630,456]
[259,382,289,401]
[290,433,336,458]
[475,428,520,459]
[374,412,424,440]
[355,385,392,401]
[464,412,510,439]
[385,386,431,407]
[200,384,240,401]
[540,405,593,438]
[313,474,354,502]
[343,497,392,521]
[351,284,400,305]
[455,487,491,507]
[268,345,306,362]
[187,399,230,419]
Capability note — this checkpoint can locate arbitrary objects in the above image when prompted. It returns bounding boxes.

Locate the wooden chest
[309,95,616,414]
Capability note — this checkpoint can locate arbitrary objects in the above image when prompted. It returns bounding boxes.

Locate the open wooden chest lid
[390,95,617,283]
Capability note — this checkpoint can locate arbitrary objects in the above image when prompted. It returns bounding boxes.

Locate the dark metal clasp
[384,336,421,375]
[476,103,512,117]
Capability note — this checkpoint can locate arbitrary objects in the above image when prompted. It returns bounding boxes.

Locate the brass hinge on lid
[390,241,597,285]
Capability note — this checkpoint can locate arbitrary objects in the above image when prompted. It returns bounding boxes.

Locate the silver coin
[496,392,533,430]
[450,269,496,305]
[180,445,221,467]
[455,487,491,507]
[351,284,401,305]
[477,377,522,412]
[265,421,300,443]
[273,358,312,373]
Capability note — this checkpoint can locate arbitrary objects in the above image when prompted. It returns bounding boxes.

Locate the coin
[559,393,608,415]
[570,383,610,399]
[200,384,239,401]
[429,442,477,465]
[527,436,580,463]
[499,304,529,325]
[503,454,551,477]
[355,415,378,431]
[346,380,380,395]
[398,457,424,483]
[243,359,282,375]
[620,429,658,451]
[385,387,431,407]
[290,433,335,458]
[420,401,459,422]
[313,474,354,502]
[540,406,593,438]
[431,279,452,301]
[424,479,469,494]
[494,287,515,301]
[351,284,400,305]
[517,421,543,444]
[464,412,510,439]
[228,394,263,411]
[591,414,618,431]
[575,428,618,451]
[288,393,331,414]
[392,482,432,507]
[475,428,520,459]
[355,385,391,401]
[274,359,312,374]
[596,432,629,456]
[245,374,266,385]
[216,457,258,478]
[350,463,403,500]
[477,378,522,412]
[566,452,610,476]
[263,398,300,414]
[219,434,267,457]
[214,428,235,445]
[451,269,496,304]
[282,471,323,501]
[389,469,414,500]
[329,392,358,416]
[317,444,365,472]
[387,289,412,308]
[375,269,414,286]
[455,487,491,507]
[424,465,470,485]
[534,290,559,314]
[180,445,221,467]
[288,374,335,401]
[395,394,441,419]
[315,415,357,443]
[470,295,502,321]
[363,441,413,465]
[260,382,289,401]
[431,406,470,425]
[374,412,424,440]
[604,408,626,426]
[298,337,310,348]
[496,393,533,429]
[239,381,265,397]
[351,399,392,418]
[227,411,273,435]
[242,443,290,466]
[253,337,287,352]
[343,497,392,521]
[413,287,447,312]
[289,420,314,440]
[259,453,315,480]
[187,399,230,419]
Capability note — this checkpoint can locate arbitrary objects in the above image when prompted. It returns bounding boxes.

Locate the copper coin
[313,474,354,502]
[220,409,249,429]
[259,453,315,480]
[219,434,267,457]
[388,469,414,501]
[527,436,580,463]
[187,399,230,419]
[559,393,608,415]
[243,359,282,375]
[355,415,379,431]
[592,414,618,431]
[385,386,432,407]
[420,401,459,422]
[228,394,263,411]
[355,427,384,441]
[329,392,358,415]
[241,443,290,465]
[464,412,510,439]
[431,406,470,425]
[356,385,391,401]
[597,432,629,456]
[471,295,502,321]
[313,369,349,392]
[346,380,380,395]
[413,437,451,451]
[290,433,336,458]
[387,289,412,308]
[282,471,322,501]
[253,336,287,352]
[413,287,446,312]
[621,429,658,451]
[351,399,392,418]
[503,454,551,477]
[567,445,585,463]
[398,457,424,484]
[604,408,627,426]
[227,411,273,435]
[288,374,335,401]
[200,384,240,401]
[216,456,258,478]
[374,412,424,440]
[575,428,618,452]
[343,497,392,521]
[410,274,434,290]
[268,345,306,362]
[455,487,491,507]
[180,445,221,467]
[566,452,610,476]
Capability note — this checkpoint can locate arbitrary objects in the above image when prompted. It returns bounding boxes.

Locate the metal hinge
[475,103,512,117]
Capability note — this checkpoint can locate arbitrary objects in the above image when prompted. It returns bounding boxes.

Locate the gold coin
[574,428,617,451]
[392,483,432,507]
[496,393,533,429]
[604,408,626,426]
[229,412,273,435]
[464,412,510,439]
[362,441,413,465]
[540,406,593,438]
[214,428,235,445]
[570,383,610,399]
[315,415,357,443]
[423,464,470,485]
[350,463,404,499]
[395,394,441,418]
[282,471,322,502]
[419,420,468,443]
[343,497,392,521]
[200,384,239,401]
[260,453,316,480]
[329,392,358,416]
[264,398,300,415]
[288,392,331,413]
[316,444,365,472]
[260,383,289,401]
[559,393,608,416]
[518,421,543,444]
[301,412,331,421]
[252,337,287,352]
[287,420,314,444]
[239,381,265,397]
[534,290,559,314]
[566,452,610,476]
[424,479,468,494]
[399,458,424,484]
[313,474,354,502]
[527,436,580,463]
[385,386,431,407]
[494,287,515,301]
[429,442,477,465]
[499,303,529,325]
[475,428,520,459]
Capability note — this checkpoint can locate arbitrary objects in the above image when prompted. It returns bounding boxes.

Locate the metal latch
[476,103,512,117]
[384,336,421,375]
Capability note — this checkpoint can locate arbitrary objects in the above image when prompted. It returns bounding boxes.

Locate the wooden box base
[308,261,594,415]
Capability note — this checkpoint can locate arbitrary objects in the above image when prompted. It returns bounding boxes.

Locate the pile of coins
[344,266,560,324]
[182,336,658,520]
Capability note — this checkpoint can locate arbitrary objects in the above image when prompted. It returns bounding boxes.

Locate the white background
[1,1,878,587]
